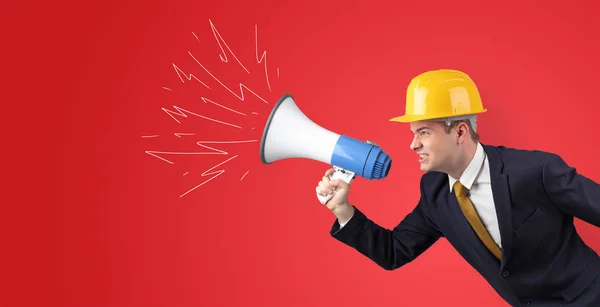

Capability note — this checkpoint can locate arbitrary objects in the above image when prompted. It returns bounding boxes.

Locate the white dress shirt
[448,142,502,247]
[339,142,502,248]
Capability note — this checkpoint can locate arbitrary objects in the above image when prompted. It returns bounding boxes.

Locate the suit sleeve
[329,177,443,270]
[542,153,600,227]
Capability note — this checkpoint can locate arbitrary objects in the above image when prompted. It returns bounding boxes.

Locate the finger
[316,186,327,196]
[318,181,334,194]
[330,179,348,190]
[316,183,327,195]
[321,181,333,194]
[330,179,339,189]
[322,176,331,188]
[324,168,335,177]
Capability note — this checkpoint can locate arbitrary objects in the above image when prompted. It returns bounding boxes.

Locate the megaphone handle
[316,167,355,205]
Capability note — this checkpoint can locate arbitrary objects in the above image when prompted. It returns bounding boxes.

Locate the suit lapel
[482,144,514,269]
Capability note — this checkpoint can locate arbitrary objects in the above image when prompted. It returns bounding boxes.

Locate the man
[316,69,600,306]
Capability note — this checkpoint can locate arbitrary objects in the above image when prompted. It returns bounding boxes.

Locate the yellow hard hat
[389,69,486,123]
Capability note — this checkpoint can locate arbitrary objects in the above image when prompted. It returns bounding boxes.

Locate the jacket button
[522,299,531,306]
[502,270,510,277]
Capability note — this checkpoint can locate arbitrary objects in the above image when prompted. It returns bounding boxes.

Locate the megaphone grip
[316,167,355,205]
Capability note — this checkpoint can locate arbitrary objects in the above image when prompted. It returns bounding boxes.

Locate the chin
[420,162,438,173]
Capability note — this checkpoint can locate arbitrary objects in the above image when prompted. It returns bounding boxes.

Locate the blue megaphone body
[260,94,392,203]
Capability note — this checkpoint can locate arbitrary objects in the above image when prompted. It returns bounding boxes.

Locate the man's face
[409,121,457,173]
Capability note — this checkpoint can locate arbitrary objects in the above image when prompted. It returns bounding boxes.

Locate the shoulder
[486,144,558,160]
[419,171,449,195]
[484,144,562,168]
[483,144,571,186]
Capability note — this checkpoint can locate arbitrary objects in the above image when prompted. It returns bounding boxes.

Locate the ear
[456,121,469,143]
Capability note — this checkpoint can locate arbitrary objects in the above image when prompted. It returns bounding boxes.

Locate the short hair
[442,117,480,142]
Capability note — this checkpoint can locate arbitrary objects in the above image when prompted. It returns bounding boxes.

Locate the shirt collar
[449,142,486,192]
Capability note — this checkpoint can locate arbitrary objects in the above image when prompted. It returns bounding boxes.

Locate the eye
[420,130,429,136]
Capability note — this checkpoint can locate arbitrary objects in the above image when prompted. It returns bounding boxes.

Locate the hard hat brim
[389,109,487,123]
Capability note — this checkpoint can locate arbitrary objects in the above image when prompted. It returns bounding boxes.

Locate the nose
[410,134,422,151]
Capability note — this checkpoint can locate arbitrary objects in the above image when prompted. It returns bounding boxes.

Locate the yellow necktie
[454,181,502,260]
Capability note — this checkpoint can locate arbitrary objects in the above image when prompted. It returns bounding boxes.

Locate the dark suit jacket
[331,144,600,306]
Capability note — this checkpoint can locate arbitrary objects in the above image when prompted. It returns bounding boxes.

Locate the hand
[316,168,354,222]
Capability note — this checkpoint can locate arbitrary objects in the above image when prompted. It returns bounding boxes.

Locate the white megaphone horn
[260,94,392,204]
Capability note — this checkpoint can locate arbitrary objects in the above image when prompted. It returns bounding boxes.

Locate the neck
[447,141,478,179]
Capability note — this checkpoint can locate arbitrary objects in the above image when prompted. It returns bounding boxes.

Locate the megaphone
[260,94,392,204]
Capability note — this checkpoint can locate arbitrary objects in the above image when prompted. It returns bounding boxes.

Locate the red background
[3,0,600,306]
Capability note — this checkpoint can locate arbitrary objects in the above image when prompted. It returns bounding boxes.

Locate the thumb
[330,178,349,191]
